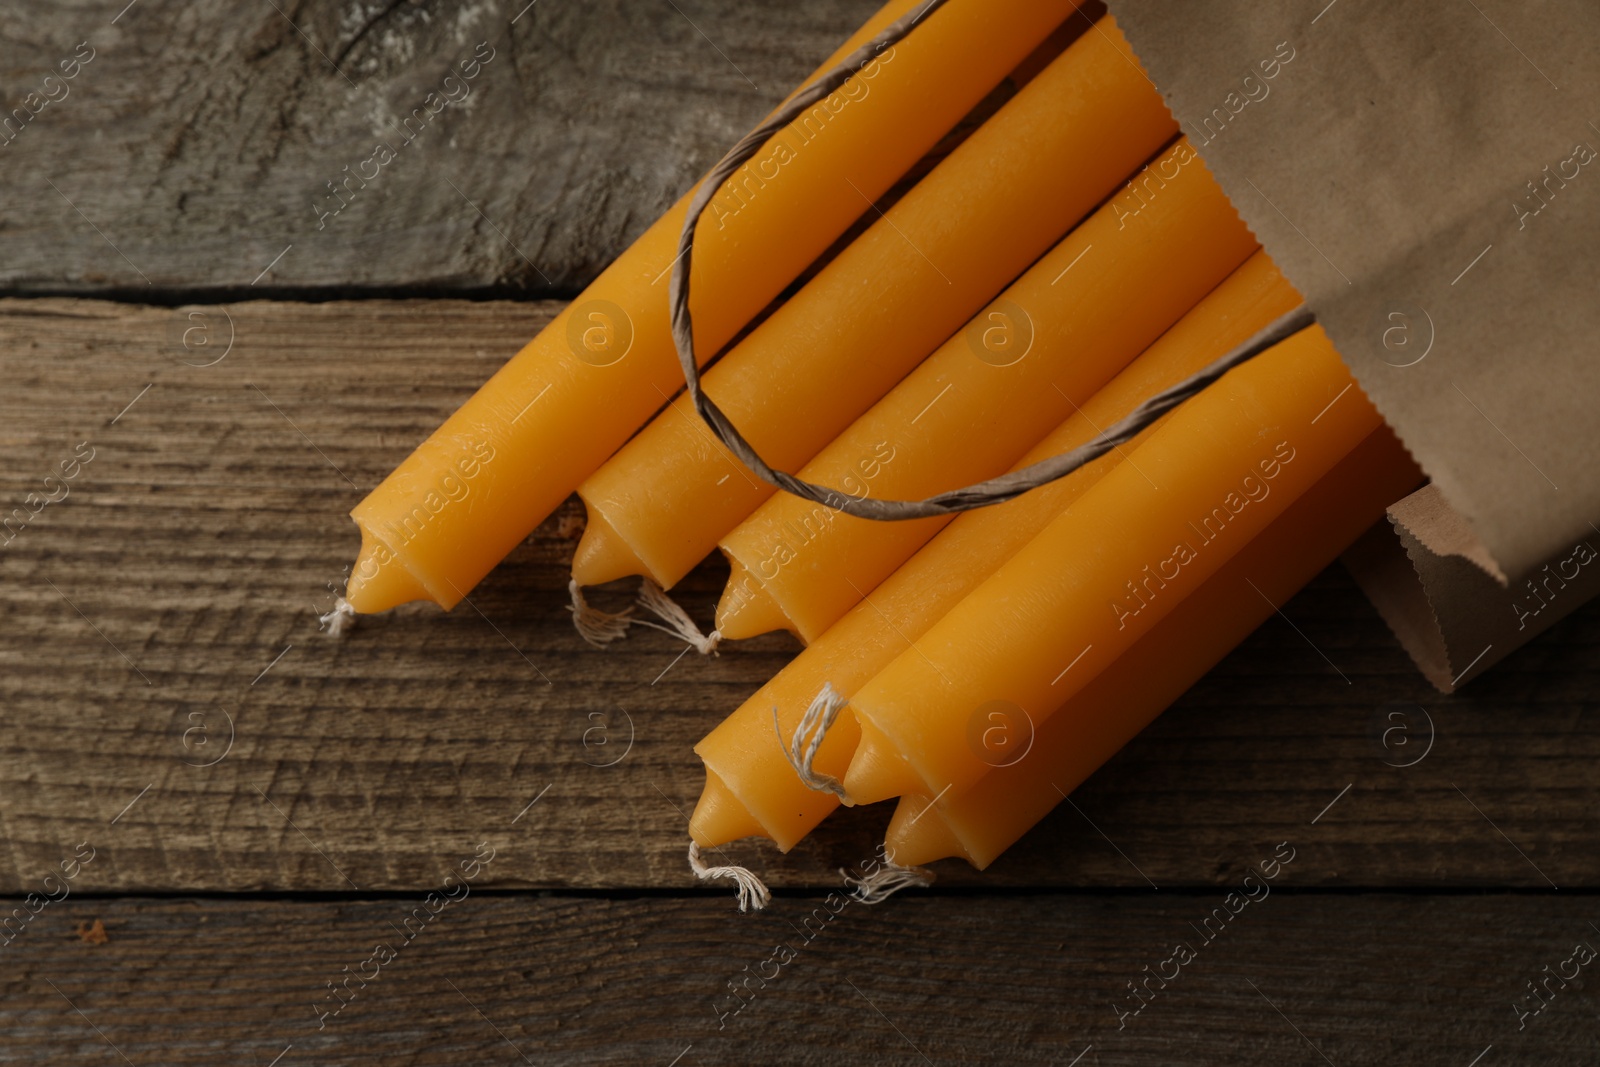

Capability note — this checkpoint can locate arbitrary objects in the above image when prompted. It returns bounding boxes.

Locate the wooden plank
[1,298,1598,892]
[0,0,887,294]
[0,892,1593,1064]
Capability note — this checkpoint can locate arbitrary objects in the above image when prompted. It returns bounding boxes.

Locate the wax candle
[570,16,1175,592]
[884,426,1424,868]
[691,251,1303,850]
[715,136,1255,643]
[342,0,1080,612]
[843,324,1384,806]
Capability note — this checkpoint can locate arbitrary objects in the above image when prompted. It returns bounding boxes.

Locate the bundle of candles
[341,0,1424,892]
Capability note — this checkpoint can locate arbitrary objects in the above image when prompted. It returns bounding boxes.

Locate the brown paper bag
[1106,0,1600,684]
[1344,485,1600,691]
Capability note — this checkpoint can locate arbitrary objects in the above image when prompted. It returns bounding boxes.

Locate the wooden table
[2,3,1596,1064]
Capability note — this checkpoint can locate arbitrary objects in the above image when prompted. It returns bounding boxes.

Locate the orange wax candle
[843,325,1385,806]
[715,136,1256,644]
[885,426,1424,869]
[691,251,1302,851]
[342,0,1079,612]
[571,16,1175,591]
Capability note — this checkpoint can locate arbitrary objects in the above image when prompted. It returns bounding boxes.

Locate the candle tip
[842,718,929,805]
[884,794,970,869]
[571,500,652,587]
[714,551,796,641]
[690,766,769,848]
[345,525,437,613]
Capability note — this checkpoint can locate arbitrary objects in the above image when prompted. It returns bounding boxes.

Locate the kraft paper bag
[1344,485,1600,691]
[1106,0,1600,683]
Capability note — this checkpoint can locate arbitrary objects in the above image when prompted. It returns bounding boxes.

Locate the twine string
[668,2,1317,520]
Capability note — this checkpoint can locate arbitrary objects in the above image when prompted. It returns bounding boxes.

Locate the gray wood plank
[0,0,886,294]
[1,298,1597,893]
[0,892,1592,1065]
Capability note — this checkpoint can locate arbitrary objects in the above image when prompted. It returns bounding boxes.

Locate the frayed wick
[568,577,635,648]
[635,577,720,655]
[319,597,357,637]
[688,841,771,913]
[774,683,851,803]
[841,851,935,904]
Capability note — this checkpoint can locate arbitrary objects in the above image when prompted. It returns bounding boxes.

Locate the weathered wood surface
[2,297,1597,893]
[0,892,1594,1065]
[5,5,1591,1064]
[0,0,887,295]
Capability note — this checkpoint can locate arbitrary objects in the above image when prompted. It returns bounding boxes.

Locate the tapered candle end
[571,500,651,587]
[714,552,795,641]
[843,718,928,805]
[885,794,972,869]
[690,766,769,848]
[345,524,437,613]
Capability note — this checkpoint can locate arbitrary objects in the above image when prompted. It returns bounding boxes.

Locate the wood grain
[1,297,1597,894]
[0,892,1593,1065]
[0,0,886,295]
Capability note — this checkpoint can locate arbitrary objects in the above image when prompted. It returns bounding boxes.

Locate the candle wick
[319,597,358,637]
[634,578,722,656]
[774,684,853,803]
[688,842,771,913]
[840,855,935,904]
[567,578,635,648]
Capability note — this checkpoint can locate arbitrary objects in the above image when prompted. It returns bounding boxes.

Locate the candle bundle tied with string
[646,0,1410,901]
[341,0,1436,910]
